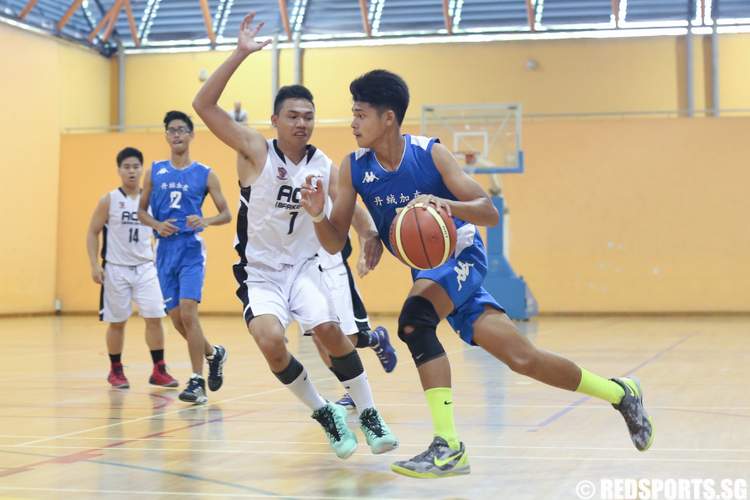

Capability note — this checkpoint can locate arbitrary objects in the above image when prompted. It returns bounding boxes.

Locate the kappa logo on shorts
[454,261,474,291]
[277,166,288,180]
[156,167,169,175]
[362,171,379,184]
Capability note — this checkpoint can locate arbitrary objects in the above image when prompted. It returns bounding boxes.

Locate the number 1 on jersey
[169,191,182,209]
[288,211,299,235]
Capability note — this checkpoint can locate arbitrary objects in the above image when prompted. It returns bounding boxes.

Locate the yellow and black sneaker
[391,436,470,478]
[612,376,654,451]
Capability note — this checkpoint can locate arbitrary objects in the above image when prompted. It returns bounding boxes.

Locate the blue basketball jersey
[149,160,210,237]
[350,134,474,256]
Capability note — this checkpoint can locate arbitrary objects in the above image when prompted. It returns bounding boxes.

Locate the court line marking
[2,440,749,453]
[5,443,750,459]
[12,379,334,448]
[0,487,405,500]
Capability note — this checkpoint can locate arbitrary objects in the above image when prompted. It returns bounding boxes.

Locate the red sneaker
[149,361,179,387]
[108,363,130,389]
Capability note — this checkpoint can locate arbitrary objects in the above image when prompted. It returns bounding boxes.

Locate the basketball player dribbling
[301,69,654,478]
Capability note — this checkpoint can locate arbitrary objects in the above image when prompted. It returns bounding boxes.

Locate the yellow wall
[120,34,750,128]
[58,117,750,314]
[0,22,109,314]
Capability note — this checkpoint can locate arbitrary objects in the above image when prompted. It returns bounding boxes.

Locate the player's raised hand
[237,12,272,54]
[156,218,179,237]
[91,264,104,285]
[300,174,326,220]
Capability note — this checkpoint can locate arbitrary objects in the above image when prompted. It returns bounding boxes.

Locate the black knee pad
[397,296,445,366]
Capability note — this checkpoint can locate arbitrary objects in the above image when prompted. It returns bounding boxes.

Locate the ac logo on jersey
[121,211,140,224]
[363,171,379,184]
[276,167,288,181]
[275,185,301,209]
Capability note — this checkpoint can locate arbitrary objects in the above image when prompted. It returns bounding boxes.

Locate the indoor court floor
[0,314,747,499]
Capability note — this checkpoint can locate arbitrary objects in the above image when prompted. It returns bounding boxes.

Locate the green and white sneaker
[612,376,654,451]
[312,403,358,459]
[391,436,470,478]
[359,407,399,454]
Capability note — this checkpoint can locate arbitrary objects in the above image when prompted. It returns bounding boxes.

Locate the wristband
[311,210,326,223]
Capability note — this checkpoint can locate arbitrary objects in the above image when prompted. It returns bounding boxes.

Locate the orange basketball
[389,203,457,270]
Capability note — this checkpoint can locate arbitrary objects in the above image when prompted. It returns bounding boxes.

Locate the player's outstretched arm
[192,12,270,181]
[86,194,109,284]
[186,171,232,230]
[431,142,499,227]
[329,162,382,271]
[301,156,358,255]
[138,167,178,237]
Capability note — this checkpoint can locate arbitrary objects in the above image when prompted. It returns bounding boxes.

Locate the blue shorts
[412,236,504,345]
[155,232,206,311]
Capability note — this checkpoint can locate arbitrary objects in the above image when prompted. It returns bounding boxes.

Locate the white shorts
[232,257,339,332]
[100,262,166,323]
[320,261,358,335]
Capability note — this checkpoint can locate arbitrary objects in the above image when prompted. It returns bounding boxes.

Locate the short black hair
[163,110,194,132]
[273,85,314,115]
[116,147,143,167]
[350,70,410,125]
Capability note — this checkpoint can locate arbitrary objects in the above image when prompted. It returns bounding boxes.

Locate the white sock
[287,368,326,411]
[206,347,216,360]
[191,373,203,380]
[342,371,374,417]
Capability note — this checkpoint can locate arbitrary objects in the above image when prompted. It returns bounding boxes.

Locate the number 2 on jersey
[169,191,182,209]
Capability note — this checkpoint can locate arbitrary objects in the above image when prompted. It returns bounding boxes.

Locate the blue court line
[0,448,281,496]
[534,332,698,429]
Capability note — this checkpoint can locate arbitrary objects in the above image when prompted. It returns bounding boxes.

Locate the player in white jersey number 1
[86,147,178,390]
[192,12,398,460]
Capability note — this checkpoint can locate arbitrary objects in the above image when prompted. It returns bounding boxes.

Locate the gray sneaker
[207,345,228,392]
[611,376,654,451]
[391,436,470,478]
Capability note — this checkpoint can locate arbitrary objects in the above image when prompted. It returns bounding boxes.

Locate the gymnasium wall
[121,33,750,128]
[58,117,750,314]
[0,22,110,314]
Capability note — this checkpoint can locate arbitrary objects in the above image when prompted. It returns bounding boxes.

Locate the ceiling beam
[18,0,39,20]
[87,0,121,42]
[101,0,123,42]
[199,0,216,45]
[358,0,371,37]
[57,0,83,31]
[611,0,621,27]
[442,0,453,34]
[525,0,536,31]
[123,0,140,47]
[279,0,292,41]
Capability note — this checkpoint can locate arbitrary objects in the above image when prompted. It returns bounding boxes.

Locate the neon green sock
[425,387,461,450]
[576,368,625,404]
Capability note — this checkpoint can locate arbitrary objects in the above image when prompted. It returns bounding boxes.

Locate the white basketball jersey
[104,188,154,266]
[234,139,332,269]
[316,197,344,270]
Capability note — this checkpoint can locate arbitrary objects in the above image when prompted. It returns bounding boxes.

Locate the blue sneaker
[371,326,397,373]
[335,393,356,411]
[179,375,207,404]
